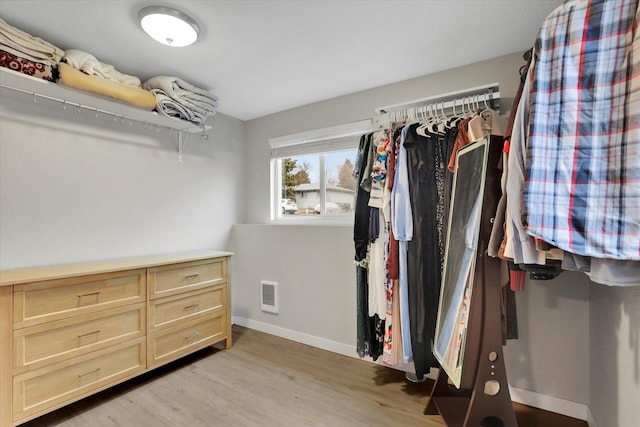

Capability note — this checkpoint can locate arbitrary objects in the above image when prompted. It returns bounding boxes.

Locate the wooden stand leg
[424,368,471,415]
[425,255,517,427]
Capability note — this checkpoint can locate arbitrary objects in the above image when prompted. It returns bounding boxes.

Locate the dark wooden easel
[425,137,518,427]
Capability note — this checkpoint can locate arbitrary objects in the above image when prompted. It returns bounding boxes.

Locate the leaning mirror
[433,135,489,388]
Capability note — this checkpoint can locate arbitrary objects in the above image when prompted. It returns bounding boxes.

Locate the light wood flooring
[21,325,588,427]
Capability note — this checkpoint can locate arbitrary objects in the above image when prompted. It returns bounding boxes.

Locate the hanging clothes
[404,122,451,377]
[382,128,402,366]
[354,130,393,361]
[354,133,373,264]
[355,85,525,369]
[525,0,640,262]
[354,133,373,359]
[391,125,415,364]
[497,0,640,287]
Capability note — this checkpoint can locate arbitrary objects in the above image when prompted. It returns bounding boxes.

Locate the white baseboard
[233,316,358,358]
[233,317,591,423]
[586,406,598,427]
[509,386,590,422]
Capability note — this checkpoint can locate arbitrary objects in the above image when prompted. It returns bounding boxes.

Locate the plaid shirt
[525,0,640,260]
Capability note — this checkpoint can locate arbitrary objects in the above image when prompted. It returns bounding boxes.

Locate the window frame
[269,120,372,224]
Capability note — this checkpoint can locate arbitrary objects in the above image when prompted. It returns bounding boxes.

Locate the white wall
[0,86,245,269]
[589,284,640,427]
[504,273,591,418]
[232,224,356,355]
[235,51,597,420]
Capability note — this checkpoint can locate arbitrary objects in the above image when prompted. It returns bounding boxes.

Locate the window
[269,120,372,221]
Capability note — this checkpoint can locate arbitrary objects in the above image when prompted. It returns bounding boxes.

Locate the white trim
[586,406,598,427]
[269,120,365,223]
[269,215,354,226]
[269,159,280,220]
[233,316,358,358]
[269,119,373,148]
[509,386,589,421]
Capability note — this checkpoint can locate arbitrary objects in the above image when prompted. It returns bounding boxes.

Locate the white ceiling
[0,1,563,121]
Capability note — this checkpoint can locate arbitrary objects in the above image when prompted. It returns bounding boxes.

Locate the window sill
[270,214,354,227]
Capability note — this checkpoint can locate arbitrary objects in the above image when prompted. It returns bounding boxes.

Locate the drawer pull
[185,331,200,341]
[78,368,101,379]
[184,303,200,310]
[184,274,200,280]
[78,291,100,299]
[78,330,101,338]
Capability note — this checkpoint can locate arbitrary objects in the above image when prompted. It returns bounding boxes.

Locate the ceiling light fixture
[139,6,199,47]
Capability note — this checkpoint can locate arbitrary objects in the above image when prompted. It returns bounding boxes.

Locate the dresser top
[0,250,233,286]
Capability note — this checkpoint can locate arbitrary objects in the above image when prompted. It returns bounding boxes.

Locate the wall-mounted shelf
[0,67,210,161]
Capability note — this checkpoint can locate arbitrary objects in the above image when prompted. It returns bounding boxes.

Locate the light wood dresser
[0,251,232,427]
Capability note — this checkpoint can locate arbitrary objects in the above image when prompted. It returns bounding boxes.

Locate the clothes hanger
[451,98,465,127]
[468,94,488,140]
[407,107,417,123]
[424,102,441,135]
[436,102,447,134]
[462,96,471,118]
[446,99,459,128]
[467,95,476,116]
[468,92,506,139]
[482,92,506,136]
[429,102,437,129]
[416,104,431,136]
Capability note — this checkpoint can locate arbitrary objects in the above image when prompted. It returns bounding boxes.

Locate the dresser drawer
[148,312,225,367]
[14,269,146,328]
[13,338,146,421]
[14,303,146,373]
[149,259,225,299]
[150,285,224,331]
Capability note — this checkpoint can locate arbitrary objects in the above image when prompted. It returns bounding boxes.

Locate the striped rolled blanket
[143,75,218,124]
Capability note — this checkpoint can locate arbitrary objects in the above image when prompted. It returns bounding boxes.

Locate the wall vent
[261,281,279,314]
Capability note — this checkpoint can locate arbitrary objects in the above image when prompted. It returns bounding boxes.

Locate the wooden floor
[21,326,588,427]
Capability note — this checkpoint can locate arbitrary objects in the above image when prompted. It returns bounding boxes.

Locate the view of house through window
[269,120,371,220]
[277,149,358,217]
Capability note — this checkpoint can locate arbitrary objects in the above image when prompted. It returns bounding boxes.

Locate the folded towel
[142,75,218,112]
[181,90,219,110]
[143,75,218,124]
[150,88,200,124]
[143,75,218,98]
[57,62,156,110]
[1,43,54,65]
[0,18,63,65]
[63,49,141,87]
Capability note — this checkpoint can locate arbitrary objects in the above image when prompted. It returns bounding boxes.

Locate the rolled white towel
[63,49,141,87]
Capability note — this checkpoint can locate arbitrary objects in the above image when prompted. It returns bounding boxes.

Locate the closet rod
[375,82,500,115]
[0,82,210,136]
